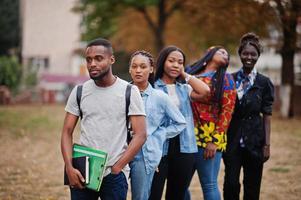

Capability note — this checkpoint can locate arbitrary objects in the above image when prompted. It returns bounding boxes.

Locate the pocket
[108,171,125,180]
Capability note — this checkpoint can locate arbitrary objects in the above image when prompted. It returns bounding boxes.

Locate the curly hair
[129,50,155,85]
[238,32,262,56]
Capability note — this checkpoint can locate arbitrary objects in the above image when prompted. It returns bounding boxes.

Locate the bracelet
[185,74,192,83]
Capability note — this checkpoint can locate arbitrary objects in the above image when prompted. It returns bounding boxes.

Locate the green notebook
[72,143,108,191]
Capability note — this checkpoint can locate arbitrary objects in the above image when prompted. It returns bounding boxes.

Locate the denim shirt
[140,83,186,174]
[154,79,198,155]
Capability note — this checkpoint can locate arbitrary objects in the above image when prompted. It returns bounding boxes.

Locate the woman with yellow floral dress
[186,46,236,200]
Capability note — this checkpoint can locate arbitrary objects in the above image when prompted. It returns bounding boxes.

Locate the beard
[89,67,110,81]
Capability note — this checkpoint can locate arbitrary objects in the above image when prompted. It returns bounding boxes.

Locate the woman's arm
[162,94,186,138]
[262,114,271,162]
[261,77,274,162]
[204,76,236,159]
[181,70,210,101]
[214,86,236,138]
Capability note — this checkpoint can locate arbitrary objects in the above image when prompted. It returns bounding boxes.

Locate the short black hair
[238,32,262,56]
[154,46,186,81]
[86,38,113,54]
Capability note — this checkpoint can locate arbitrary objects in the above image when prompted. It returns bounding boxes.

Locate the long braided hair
[186,46,229,116]
[129,50,155,86]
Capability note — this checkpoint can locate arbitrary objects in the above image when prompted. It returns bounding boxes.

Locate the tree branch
[134,6,158,34]
[166,0,183,18]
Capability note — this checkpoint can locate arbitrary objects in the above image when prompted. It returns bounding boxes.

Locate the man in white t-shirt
[61,38,146,200]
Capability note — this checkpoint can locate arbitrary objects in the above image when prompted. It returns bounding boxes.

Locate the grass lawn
[0,105,300,199]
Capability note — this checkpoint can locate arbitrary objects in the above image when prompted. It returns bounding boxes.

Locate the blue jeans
[195,147,222,200]
[70,172,128,200]
[130,150,155,200]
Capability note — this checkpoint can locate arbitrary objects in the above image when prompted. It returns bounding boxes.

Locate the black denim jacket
[226,72,274,160]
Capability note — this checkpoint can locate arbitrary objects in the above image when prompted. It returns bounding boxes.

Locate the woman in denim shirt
[128,50,187,200]
[149,46,210,200]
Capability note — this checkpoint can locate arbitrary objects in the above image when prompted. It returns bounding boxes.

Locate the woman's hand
[262,144,270,162]
[203,142,217,160]
[180,66,188,80]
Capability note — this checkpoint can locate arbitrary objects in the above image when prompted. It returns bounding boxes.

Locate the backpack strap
[76,85,83,119]
[125,84,132,144]
[76,84,132,143]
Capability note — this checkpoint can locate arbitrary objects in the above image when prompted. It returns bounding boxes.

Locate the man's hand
[66,166,85,189]
[111,115,146,175]
[203,142,217,160]
[111,163,123,175]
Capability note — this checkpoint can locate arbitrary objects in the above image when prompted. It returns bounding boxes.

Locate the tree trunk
[138,0,166,54]
[154,28,164,54]
[280,49,295,117]
[278,0,299,118]
[155,0,166,53]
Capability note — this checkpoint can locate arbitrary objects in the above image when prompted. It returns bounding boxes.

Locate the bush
[0,56,22,92]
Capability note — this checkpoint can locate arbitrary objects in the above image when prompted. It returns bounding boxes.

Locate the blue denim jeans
[195,147,222,200]
[70,171,128,200]
[129,150,155,200]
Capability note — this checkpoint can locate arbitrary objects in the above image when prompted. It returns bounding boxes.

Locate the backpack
[76,84,133,144]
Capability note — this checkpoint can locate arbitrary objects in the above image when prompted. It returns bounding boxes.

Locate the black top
[226,72,274,160]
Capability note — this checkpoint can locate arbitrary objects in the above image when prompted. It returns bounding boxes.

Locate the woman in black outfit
[223,32,274,200]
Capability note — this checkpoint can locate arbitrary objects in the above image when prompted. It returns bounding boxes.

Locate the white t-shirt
[65,77,145,177]
[166,84,193,108]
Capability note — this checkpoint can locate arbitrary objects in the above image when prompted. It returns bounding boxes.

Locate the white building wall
[21,0,81,75]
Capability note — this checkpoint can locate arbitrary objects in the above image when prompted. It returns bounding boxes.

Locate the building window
[28,57,49,71]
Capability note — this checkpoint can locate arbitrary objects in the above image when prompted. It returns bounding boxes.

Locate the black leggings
[149,136,195,200]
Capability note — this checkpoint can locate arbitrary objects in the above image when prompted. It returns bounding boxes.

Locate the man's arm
[61,112,85,188]
[111,115,147,174]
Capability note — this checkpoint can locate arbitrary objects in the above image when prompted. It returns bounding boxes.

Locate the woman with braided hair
[223,32,274,200]
[128,50,187,200]
[185,46,236,200]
